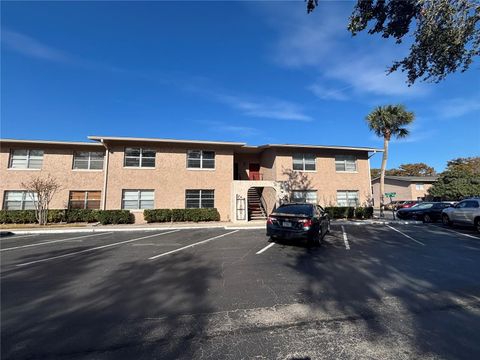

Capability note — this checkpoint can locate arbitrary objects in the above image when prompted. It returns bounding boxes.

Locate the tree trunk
[379,136,389,217]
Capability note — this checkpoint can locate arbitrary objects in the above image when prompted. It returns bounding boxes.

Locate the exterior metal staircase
[247,188,267,221]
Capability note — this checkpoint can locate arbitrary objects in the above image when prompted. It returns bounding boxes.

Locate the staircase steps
[247,188,267,221]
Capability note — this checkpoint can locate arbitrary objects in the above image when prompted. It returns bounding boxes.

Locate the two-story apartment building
[0,136,382,223]
[371,175,439,206]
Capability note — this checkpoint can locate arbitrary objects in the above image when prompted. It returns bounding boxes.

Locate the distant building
[371,176,439,206]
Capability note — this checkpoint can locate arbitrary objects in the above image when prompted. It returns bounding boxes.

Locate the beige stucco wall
[104,143,234,222]
[0,145,105,209]
[372,179,434,206]
[273,149,372,206]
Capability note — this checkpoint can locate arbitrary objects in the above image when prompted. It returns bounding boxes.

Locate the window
[185,190,214,208]
[3,191,37,210]
[124,148,156,168]
[73,151,104,170]
[69,191,101,209]
[466,200,480,208]
[415,183,424,190]
[293,154,316,171]
[9,149,44,169]
[187,150,215,169]
[122,190,154,209]
[337,191,359,206]
[292,190,317,204]
[335,155,357,172]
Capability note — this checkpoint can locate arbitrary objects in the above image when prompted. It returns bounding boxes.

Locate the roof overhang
[0,138,103,147]
[88,136,246,147]
[260,144,384,152]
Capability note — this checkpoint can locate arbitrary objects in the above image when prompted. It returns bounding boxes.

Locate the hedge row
[144,208,220,223]
[324,206,373,219]
[0,209,134,225]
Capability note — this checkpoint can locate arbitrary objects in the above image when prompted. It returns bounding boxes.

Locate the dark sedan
[266,203,330,246]
[396,202,452,222]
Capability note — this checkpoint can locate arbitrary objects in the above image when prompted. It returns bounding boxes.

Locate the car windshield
[275,204,313,216]
[412,203,433,209]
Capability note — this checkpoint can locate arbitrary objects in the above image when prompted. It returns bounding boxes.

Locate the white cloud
[435,95,480,119]
[2,29,72,63]
[217,94,312,122]
[266,2,429,99]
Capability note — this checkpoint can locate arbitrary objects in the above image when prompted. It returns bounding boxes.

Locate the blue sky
[1,1,479,171]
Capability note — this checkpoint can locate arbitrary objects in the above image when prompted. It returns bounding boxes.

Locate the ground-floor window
[185,190,214,208]
[292,190,317,204]
[3,191,38,210]
[69,191,101,209]
[122,190,154,210]
[337,190,359,206]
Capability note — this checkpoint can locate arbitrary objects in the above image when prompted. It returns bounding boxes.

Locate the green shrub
[65,209,98,223]
[364,206,374,219]
[355,207,364,219]
[171,209,186,222]
[183,208,220,222]
[48,209,67,223]
[0,210,37,224]
[144,209,173,223]
[325,207,355,219]
[96,210,134,225]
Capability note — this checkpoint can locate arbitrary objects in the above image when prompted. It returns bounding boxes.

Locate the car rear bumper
[266,225,314,239]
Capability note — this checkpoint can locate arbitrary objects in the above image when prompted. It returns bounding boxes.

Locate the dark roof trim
[371,175,439,183]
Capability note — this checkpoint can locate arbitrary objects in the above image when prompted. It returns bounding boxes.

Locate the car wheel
[423,214,431,223]
[442,214,452,226]
[475,218,480,233]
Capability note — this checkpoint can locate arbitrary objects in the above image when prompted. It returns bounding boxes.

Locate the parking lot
[2,223,480,360]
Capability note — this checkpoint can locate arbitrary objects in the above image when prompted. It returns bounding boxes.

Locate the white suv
[442,199,480,232]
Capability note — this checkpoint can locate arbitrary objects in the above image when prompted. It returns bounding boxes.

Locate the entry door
[249,163,261,180]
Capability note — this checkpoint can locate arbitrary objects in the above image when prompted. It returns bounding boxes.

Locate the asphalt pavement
[1,222,480,359]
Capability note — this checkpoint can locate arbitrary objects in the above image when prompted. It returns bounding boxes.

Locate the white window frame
[8,149,44,169]
[292,190,317,204]
[415,183,424,190]
[72,151,105,170]
[292,154,316,172]
[335,155,357,172]
[124,148,156,168]
[185,189,215,208]
[3,191,38,210]
[336,190,359,207]
[186,150,216,170]
[121,190,155,210]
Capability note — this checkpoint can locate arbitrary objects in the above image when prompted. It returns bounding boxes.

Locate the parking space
[2,223,480,359]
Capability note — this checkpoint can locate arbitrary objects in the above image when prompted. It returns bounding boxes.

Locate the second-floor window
[293,154,316,171]
[187,150,215,169]
[415,183,424,190]
[335,155,357,172]
[9,149,44,169]
[73,151,104,170]
[3,191,37,210]
[124,148,156,168]
[122,190,154,209]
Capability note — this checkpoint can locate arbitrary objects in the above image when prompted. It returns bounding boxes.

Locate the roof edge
[88,136,247,146]
[0,138,103,146]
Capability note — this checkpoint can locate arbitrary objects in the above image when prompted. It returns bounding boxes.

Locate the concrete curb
[333,219,422,225]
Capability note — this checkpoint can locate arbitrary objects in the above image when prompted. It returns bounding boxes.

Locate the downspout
[368,150,376,206]
[100,139,110,210]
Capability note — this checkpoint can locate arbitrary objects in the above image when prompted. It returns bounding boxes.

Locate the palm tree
[366,105,415,217]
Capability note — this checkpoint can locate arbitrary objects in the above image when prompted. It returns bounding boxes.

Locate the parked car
[442,199,480,232]
[396,202,452,222]
[398,200,420,209]
[385,200,405,210]
[266,203,330,246]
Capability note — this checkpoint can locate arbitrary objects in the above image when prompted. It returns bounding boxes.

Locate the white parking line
[386,225,425,246]
[0,234,37,240]
[436,226,480,240]
[341,226,350,250]
[1,232,113,252]
[256,242,275,255]
[15,230,180,267]
[149,230,239,260]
